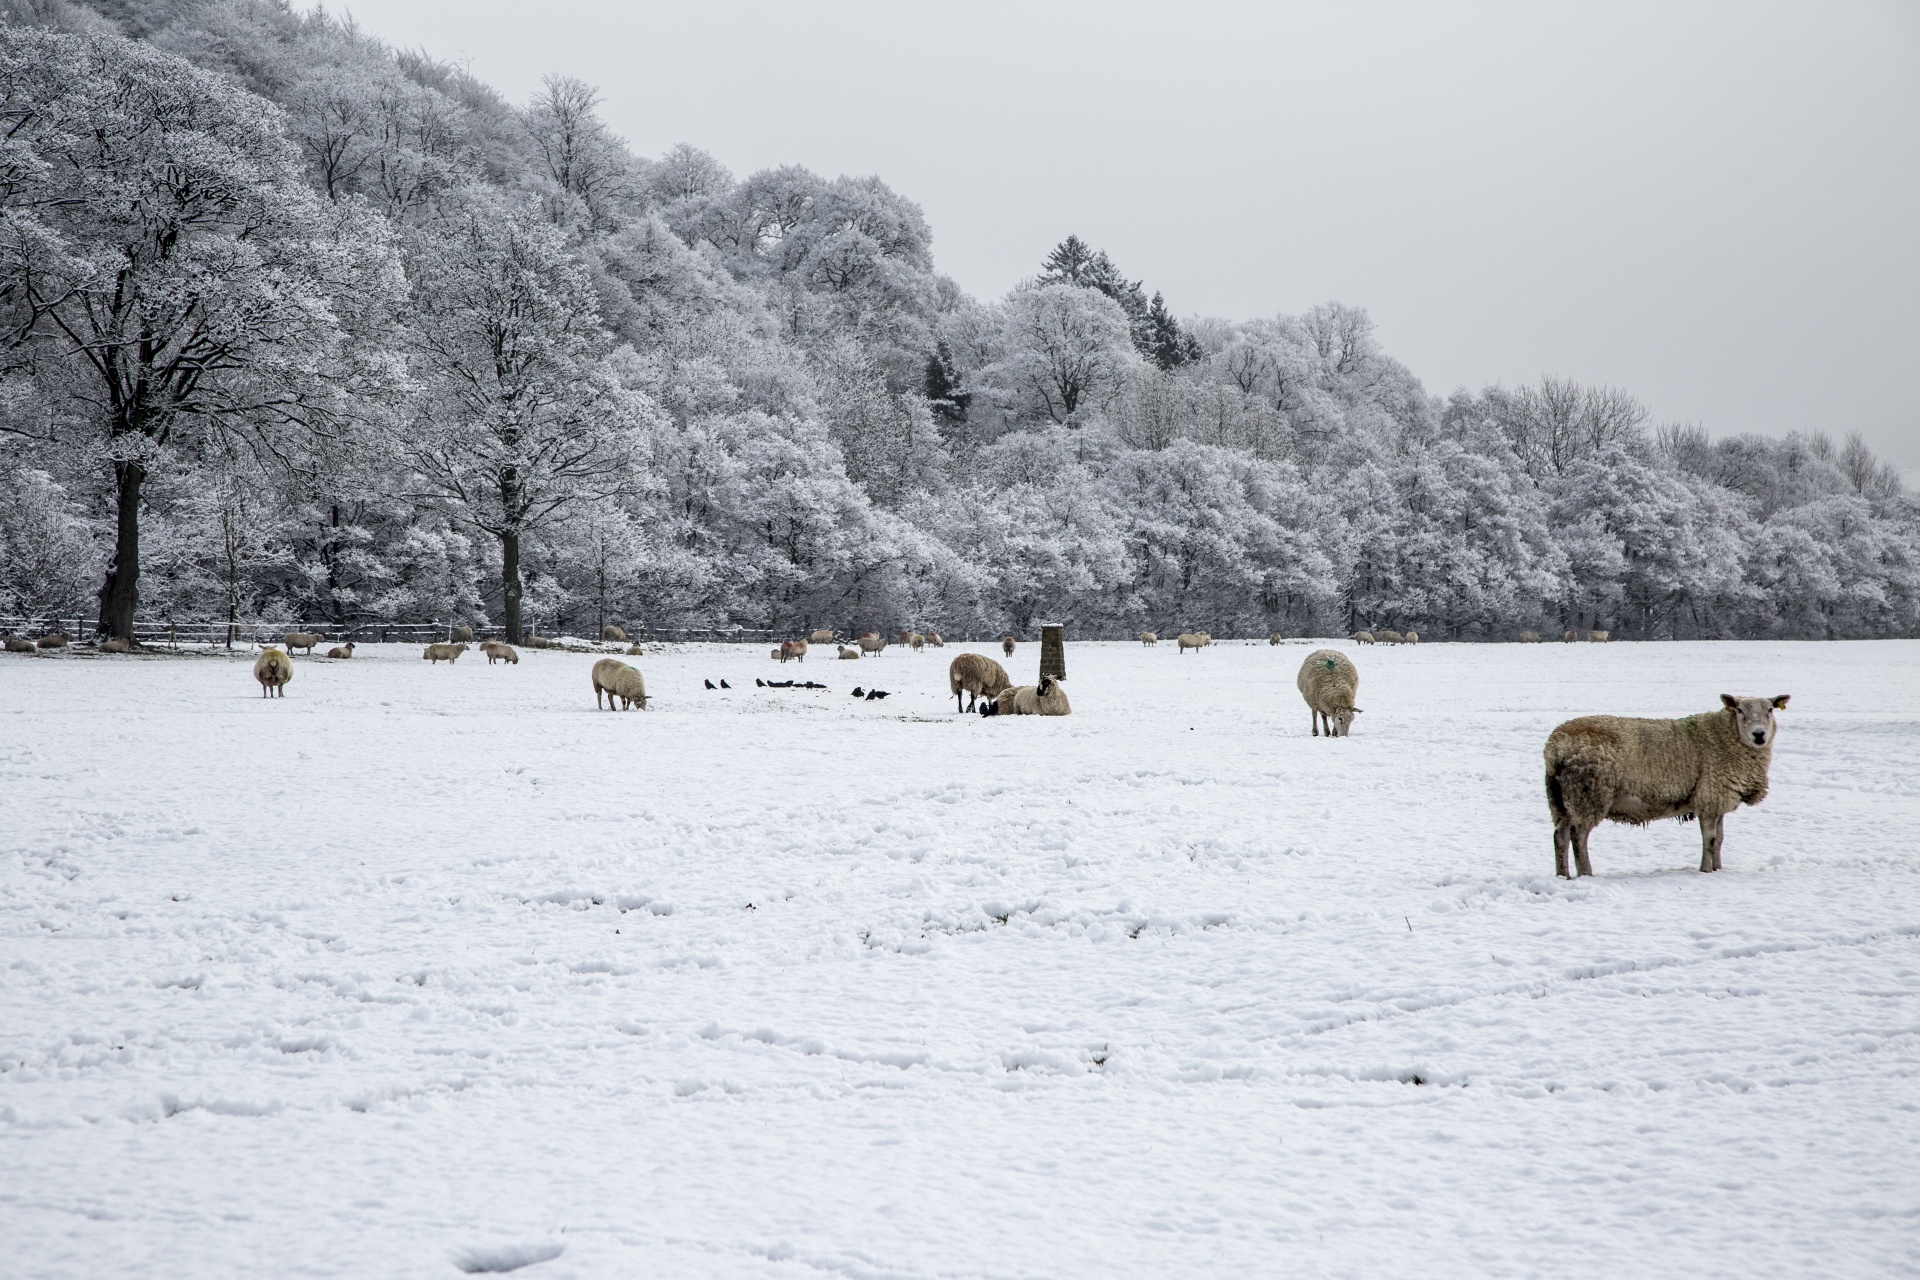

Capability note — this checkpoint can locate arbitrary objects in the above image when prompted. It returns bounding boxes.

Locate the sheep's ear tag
[1721,694,1740,710]
[1323,658,1338,670]
[1771,695,1790,710]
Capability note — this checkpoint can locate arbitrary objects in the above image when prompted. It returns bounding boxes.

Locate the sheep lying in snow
[1297,649,1361,737]
[284,631,323,655]
[837,645,860,660]
[1519,630,1542,643]
[810,629,835,644]
[981,675,1070,716]
[860,632,887,657]
[99,638,131,653]
[423,642,467,664]
[327,641,357,659]
[451,626,474,644]
[253,647,293,697]
[1140,631,1157,646]
[1001,634,1016,657]
[949,652,1011,712]
[5,637,34,653]
[591,658,648,709]
[37,633,68,649]
[1544,694,1789,877]
[1177,632,1210,654]
[523,634,551,649]
[1352,631,1375,645]
[1588,629,1609,643]
[480,641,517,664]
[602,625,627,643]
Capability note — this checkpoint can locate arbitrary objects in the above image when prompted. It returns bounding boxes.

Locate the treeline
[2,0,1915,642]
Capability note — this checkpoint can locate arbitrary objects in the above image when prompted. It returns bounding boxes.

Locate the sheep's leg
[1571,826,1594,877]
[1553,821,1571,878]
[1311,710,1320,737]
[1699,815,1724,872]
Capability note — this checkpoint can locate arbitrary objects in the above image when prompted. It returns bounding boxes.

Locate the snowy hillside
[3,639,1917,1277]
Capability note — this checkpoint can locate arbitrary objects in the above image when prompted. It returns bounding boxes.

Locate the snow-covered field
[2,637,1916,1279]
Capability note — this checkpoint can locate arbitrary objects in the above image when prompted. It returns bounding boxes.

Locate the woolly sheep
[99,638,131,653]
[1269,631,1284,645]
[926,632,944,647]
[1375,629,1404,645]
[1544,694,1789,877]
[860,632,887,657]
[1001,634,1016,657]
[481,641,517,665]
[1564,629,1578,643]
[1352,631,1375,645]
[779,639,808,662]
[253,647,293,698]
[810,629,835,644]
[626,643,644,656]
[1588,629,1609,643]
[837,645,860,660]
[37,633,68,649]
[284,631,323,655]
[770,648,783,661]
[909,632,925,651]
[1519,630,1542,643]
[602,625,627,643]
[451,626,474,644]
[591,657,648,710]
[1177,632,1210,654]
[327,641,357,659]
[982,675,1071,717]
[1296,649,1362,738]
[423,642,467,664]
[1404,630,1419,645]
[523,634,551,649]
[949,652,1011,712]
[5,637,34,653]
[1141,631,1157,646]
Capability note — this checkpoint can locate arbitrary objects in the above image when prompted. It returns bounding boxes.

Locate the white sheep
[1519,630,1542,643]
[1296,649,1362,737]
[982,675,1071,716]
[423,642,467,664]
[949,652,1011,712]
[1404,630,1419,645]
[810,629,835,644]
[837,645,860,660]
[1269,631,1284,645]
[1544,694,1789,877]
[591,658,648,710]
[1374,629,1404,645]
[860,632,888,657]
[1588,629,1610,643]
[481,641,518,664]
[284,631,323,655]
[1177,632,1210,654]
[1140,631,1157,646]
[602,625,627,643]
[451,626,474,643]
[4,636,35,653]
[326,641,357,659]
[1352,631,1375,645]
[253,647,293,698]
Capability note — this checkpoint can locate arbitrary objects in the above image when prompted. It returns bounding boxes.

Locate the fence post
[1040,623,1066,681]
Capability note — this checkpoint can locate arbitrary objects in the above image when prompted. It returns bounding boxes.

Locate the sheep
[1564,629,1578,643]
[1269,631,1284,645]
[451,626,474,644]
[1001,634,1016,657]
[1404,630,1419,645]
[1140,631,1158,646]
[5,636,34,653]
[981,675,1071,717]
[1375,629,1404,645]
[1519,630,1542,644]
[926,632,944,648]
[949,652,1011,712]
[1588,629,1609,643]
[770,647,783,661]
[778,639,808,662]
[99,638,131,653]
[1544,694,1789,877]
[837,645,860,660]
[423,642,467,664]
[591,657,648,710]
[253,647,293,698]
[909,632,925,651]
[327,641,357,659]
[283,631,323,655]
[602,625,627,643]
[810,629,835,644]
[860,631,887,657]
[1296,649,1362,738]
[626,643,645,656]
[523,634,551,649]
[480,641,517,665]
[1352,631,1375,645]
[37,633,68,649]
[1176,632,1210,654]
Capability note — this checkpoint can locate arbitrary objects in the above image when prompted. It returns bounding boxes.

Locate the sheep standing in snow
[253,647,293,698]
[926,632,944,648]
[1001,634,1016,658]
[860,632,888,657]
[810,629,835,644]
[909,632,925,651]
[451,626,474,644]
[1404,630,1419,645]
[1352,631,1375,645]
[949,652,1011,712]
[1296,649,1362,738]
[780,639,808,662]
[1564,629,1578,643]
[1177,632,1210,654]
[480,641,517,664]
[1270,632,1285,645]
[283,631,323,655]
[326,641,357,659]
[602,625,627,643]
[423,643,467,664]
[1588,629,1609,643]
[591,658,648,710]
[1375,629,1404,645]
[1519,630,1542,643]
[1140,631,1157,646]
[1543,694,1789,877]
[981,675,1071,717]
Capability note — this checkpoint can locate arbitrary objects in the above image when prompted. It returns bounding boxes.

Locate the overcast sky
[332,0,1920,474]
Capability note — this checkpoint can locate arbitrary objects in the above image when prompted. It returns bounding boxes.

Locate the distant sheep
[1141,631,1157,646]
[98,638,130,653]
[1177,632,1210,654]
[770,647,783,661]
[4,636,34,653]
[253,647,293,698]
[284,631,323,655]
[626,643,645,656]
[860,632,887,657]
[949,652,1011,712]
[1001,634,1016,657]
[837,645,860,660]
[480,641,517,665]
[1404,630,1419,645]
[926,632,944,647]
[982,674,1070,717]
[523,634,552,649]
[591,658,648,710]
[810,629,835,644]
[1352,631,1375,645]
[1269,631,1284,645]
[1296,649,1362,738]
[1544,694,1789,877]
[1564,629,1578,643]
[327,641,357,659]
[909,632,925,651]
[1588,629,1609,643]
[1375,629,1404,645]
[602,625,627,643]
[779,639,808,662]
[37,633,68,649]
[423,642,467,664]
[1519,630,1542,643]
[451,626,474,644]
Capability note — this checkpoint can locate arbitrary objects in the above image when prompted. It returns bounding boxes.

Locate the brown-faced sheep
[982,675,1071,717]
[284,631,323,655]
[451,626,474,644]
[253,647,293,698]
[949,652,1011,712]
[4,637,34,653]
[480,641,517,665]
[1519,630,1542,643]
[1141,631,1157,646]
[1352,631,1375,645]
[423,643,467,664]
[37,633,68,649]
[1297,649,1361,738]
[1544,694,1789,877]
[810,629,835,644]
[837,645,860,660]
[860,632,887,657]
[1001,634,1016,658]
[1177,632,1210,654]
[591,658,648,710]
[602,625,627,643]
[1588,629,1609,643]
[779,639,808,662]
[327,641,357,659]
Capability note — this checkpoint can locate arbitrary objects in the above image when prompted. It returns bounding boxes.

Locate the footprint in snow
[450,1241,564,1274]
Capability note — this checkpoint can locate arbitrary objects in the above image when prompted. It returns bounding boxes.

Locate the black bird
[866,689,890,701]
[720,679,731,689]
[804,681,825,689]
[756,678,766,688]
[705,679,716,690]
[851,686,865,698]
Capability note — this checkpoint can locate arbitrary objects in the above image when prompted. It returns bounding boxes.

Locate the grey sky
[334,0,1920,474]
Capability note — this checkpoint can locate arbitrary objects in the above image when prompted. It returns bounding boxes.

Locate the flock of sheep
[14,621,1787,881]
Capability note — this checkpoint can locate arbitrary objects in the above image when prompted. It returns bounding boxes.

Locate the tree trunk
[501,529,524,644]
[96,460,145,642]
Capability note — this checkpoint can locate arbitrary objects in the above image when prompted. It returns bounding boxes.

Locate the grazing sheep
[591,657,648,710]
[1001,634,1016,658]
[1564,629,1578,643]
[283,631,323,655]
[327,641,357,659]
[860,632,887,657]
[480,641,517,665]
[898,629,913,644]
[1588,629,1609,643]
[926,632,944,648]
[1140,631,1157,646]
[949,652,1011,712]
[1296,649,1362,738]
[1375,629,1404,645]
[1519,630,1542,643]
[4,636,34,653]
[982,675,1071,717]
[423,642,467,664]
[1352,631,1375,645]
[838,645,860,660]
[778,639,808,662]
[37,633,68,649]
[451,626,474,644]
[1269,631,1285,645]
[909,632,925,651]
[98,638,131,653]
[1544,694,1789,877]
[253,647,293,698]
[1176,632,1210,654]
[602,625,627,643]
[1404,630,1419,645]
[810,629,835,644]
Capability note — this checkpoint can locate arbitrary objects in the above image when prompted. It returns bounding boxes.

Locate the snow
[3,638,1917,1279]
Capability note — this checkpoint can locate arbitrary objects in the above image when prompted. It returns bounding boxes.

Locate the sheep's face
[1328,706,1360,736]
[1722,694,1789,748]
